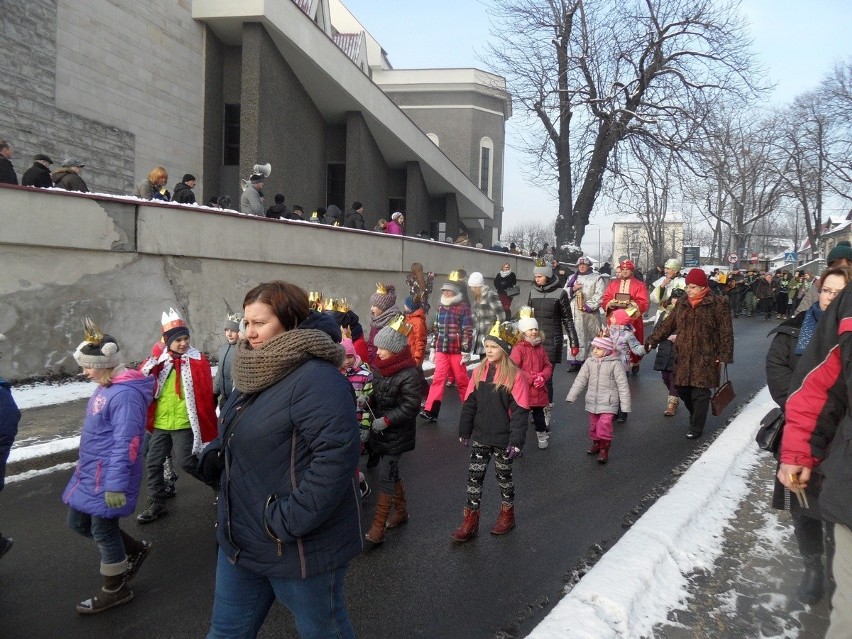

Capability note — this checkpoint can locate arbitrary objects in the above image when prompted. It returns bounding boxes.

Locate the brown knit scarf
[231,329,345,394]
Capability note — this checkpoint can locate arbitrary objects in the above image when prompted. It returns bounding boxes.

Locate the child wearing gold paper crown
[565,335,631,464]
[510,307,553,450]
[452,322,530,543]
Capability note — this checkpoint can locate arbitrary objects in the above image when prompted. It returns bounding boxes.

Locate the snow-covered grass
[526,387,774,639]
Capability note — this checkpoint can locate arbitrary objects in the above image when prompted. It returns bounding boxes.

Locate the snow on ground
[11,379,95,409]
[526,387,775,639]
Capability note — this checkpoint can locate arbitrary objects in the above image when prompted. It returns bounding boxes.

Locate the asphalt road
[0,318,774,639]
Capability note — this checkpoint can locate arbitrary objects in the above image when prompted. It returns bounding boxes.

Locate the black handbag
[756,407,784,453]
[710,365,736,416]
[505,285,520,297]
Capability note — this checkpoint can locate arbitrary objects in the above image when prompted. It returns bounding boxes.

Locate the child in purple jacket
[62,319,154,614]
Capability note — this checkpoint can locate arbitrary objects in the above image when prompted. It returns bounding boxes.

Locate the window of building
[479,137,493,198]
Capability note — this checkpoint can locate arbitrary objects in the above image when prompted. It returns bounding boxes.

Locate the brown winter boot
[597,440,611,464]
[586,439,601,455]
[490,504,516,535]
[451,508,480,543]
[76,568,134,614]
[365,493,394,544]
[386,481,409,529]
[664,396,679,416]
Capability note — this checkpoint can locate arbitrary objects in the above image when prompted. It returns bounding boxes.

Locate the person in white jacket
[239,174,265,216]
[649,258,687,416]
[565,335,631,464]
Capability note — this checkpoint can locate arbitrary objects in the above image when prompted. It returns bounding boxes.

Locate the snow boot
[664,396,679,416]
[596,440,611,464]
[386,482,409,529]
[452,508,480,543]
[76,567,133,614]
[136,500,167,524]
[586,440,601,455]
[536,431,549,449]
[365,493,394,544]
[490,504,515,535]
[797,554,825,605]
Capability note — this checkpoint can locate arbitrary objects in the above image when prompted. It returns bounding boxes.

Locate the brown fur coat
[647,293,734,388]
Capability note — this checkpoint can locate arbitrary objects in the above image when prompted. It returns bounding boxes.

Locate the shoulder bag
[505,285,520,297]
[755,406,784,453]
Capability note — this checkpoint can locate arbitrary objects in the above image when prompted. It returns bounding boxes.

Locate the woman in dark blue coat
[0,333,21,561]
[199,281,361,639]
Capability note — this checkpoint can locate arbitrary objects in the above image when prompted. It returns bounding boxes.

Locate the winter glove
[532,375,545,389]
[505,445,522,460]
[570,346,580,357]
[360,427,371,443]
[355,394,369,410]
[459,437,469,447]
[104,491,126,509]
[371,417,389,433]
[644,340,653,353]
[460,352,472,364]
[429,349,436,364]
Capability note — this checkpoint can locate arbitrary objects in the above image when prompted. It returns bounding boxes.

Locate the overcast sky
[342,0,852,245]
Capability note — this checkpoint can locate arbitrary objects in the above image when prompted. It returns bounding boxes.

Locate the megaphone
[253,163,272,178]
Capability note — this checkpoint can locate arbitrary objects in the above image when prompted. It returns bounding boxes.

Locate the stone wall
[0,185,531,381]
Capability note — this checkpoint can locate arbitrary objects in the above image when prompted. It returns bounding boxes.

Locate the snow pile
[11,379,94,409]
[527,387,772,639]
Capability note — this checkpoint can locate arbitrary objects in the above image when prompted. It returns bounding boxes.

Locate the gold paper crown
[487,320,521,346]
[534,257,548,268]
[518,306,534,319]
[334,298,350,312]
[322,297,335,312]
[226,311,242,323]
[448,270,462,282]
[375,282,387,294]
[308,291,322,310]
[82,317,105,346]
[388,314,413,336]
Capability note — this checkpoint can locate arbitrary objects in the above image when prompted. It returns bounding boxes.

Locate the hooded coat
[566,354,631,414]
[527,275,579,364]
[510,339,553,408]
[172,182,196,204]
[197,311,362,579]
[51,167,89,192]
[62,370,154,517]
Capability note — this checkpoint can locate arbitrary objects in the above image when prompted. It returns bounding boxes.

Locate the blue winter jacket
[62,370,154,517]
[0,379,21,491]
[200,312,362,579]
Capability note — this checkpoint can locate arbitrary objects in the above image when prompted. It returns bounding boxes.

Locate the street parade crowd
[2,234,852,638]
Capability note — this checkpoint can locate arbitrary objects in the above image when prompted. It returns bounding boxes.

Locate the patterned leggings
[465,443,514,510]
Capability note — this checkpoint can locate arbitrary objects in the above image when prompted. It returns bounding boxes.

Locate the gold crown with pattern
[448,270,463,282]
[388,314,413,336]
[534,257,548,268]
[487,320,521,347]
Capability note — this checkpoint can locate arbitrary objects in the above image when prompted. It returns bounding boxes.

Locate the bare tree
[501,219,557,254]
[820,61,852,195]
[485,0,762,259]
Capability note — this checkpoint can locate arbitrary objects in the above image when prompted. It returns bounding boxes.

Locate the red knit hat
[619,259,635,271]
[685,268,708,288]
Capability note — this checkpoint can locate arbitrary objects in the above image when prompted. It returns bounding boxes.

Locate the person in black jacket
[343,201,366,229]
[363,321,425,545]
[0,141,17,185]
[21,154,54,188]
[452,323,530,542]
[767,267,852,605]
[266,193,288,219]
[198,280,360,639]
[171,174,197,204]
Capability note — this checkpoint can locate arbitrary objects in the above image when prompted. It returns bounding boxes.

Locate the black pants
[675,386,711,436]
[465,443,514,510]
[757,297,774,318]
[146,428,199,503]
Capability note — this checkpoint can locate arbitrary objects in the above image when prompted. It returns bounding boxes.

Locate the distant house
[611,215,684,272]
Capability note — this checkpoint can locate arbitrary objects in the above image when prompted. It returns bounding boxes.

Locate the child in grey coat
[565,336,631,464]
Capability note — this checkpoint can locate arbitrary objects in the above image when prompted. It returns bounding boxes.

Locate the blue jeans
[67,507,125,565]
[207,549,355,639]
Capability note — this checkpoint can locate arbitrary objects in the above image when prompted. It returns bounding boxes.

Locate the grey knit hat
[73,319,121,369]
[373,325,409,354]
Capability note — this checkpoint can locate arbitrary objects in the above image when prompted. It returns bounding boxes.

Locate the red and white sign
[727,253,739,264]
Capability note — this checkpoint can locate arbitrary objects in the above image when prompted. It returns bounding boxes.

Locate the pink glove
[533,375,545,388]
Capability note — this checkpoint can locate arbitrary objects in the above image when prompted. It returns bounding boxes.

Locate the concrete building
[0,0,510,244]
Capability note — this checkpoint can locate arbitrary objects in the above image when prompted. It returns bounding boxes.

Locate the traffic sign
[727,253,739,264]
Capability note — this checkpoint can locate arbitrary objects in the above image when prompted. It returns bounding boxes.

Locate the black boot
[797,554,825,605]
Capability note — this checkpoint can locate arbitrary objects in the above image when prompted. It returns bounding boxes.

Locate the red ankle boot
[490,504,515,535]
[586,439,601,455]
[596,440,611,464]
[451,508,480,543]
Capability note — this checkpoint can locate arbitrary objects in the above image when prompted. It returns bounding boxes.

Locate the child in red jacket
[510,308,553,450]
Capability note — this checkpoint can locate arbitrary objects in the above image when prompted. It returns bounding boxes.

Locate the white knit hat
[467,272,485,287]
[73,319,121,369]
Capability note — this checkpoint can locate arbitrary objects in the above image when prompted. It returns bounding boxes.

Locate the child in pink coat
[510,311,553,450]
